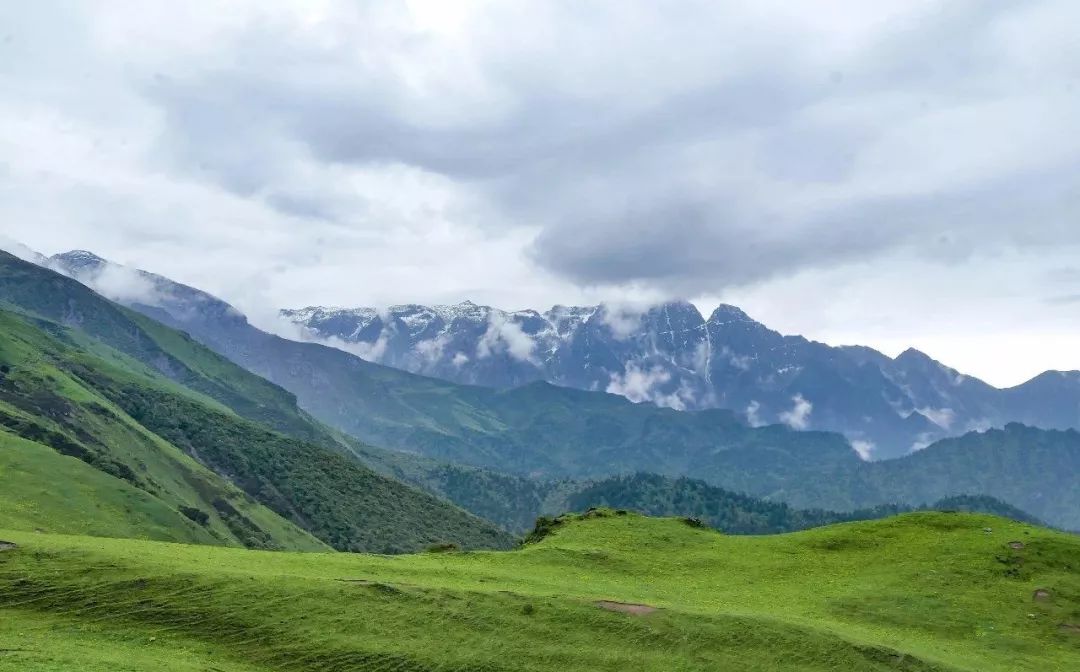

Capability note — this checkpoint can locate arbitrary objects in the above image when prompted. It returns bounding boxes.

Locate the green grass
[0,433,218,544]
[1,511,1077,671]
[0,309,329,551]
[0,295,511,552]
[0,251,514,552]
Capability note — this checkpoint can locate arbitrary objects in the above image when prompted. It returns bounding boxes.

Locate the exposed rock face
[45,249,1080,460]
[283,299,1080,459]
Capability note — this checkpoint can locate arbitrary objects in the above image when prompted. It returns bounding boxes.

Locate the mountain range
[13,248,1078,531]
[282,300,1080,459]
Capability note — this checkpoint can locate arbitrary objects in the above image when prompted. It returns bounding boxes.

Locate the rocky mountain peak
[52,249,108,271]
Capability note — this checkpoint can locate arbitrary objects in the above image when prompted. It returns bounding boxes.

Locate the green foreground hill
[1,511,1078,671]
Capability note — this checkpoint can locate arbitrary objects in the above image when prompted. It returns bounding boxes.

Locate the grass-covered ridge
[1,512,1078,671]
[0,288,510,551]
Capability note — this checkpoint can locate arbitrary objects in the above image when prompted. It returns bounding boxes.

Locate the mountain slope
[285,300,1080,459]
[2,512,1077,671]
[29,250,1080,531]
[0,308,325,550]
[33,250,864,483]
[0,252,512,551]
[0,432,223,545]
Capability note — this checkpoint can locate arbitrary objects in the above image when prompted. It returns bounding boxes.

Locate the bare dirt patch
[1059,623,1080,635]
[1033,589,1052,602]
[0,541,16,552]
[595,600,658,615]
[1008,541,1025,550]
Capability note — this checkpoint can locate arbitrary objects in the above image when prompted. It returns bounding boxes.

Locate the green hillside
[8,252,1079,531]
[0,251,331,443]
[0,432,222,544]
[0,310,324,550]
[4,251,1078,538]
[561,473,1045,534]
[0,299,510,552]
[1,512,1077,671]
[357,445,1046,535]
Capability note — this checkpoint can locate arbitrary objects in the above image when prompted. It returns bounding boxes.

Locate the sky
[1,0,1078,387]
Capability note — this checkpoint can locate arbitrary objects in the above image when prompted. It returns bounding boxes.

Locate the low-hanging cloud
[606,361,694,410]
[917,407,956,431]
[745,400,765,428]
[415,334,451,364]
[276,317,392,364]
[599,304,647,341]
[850,439,876,461]
[779,394,813,430]
[77,264,169,308]
[42,253,174,309]
[476,314,537,363]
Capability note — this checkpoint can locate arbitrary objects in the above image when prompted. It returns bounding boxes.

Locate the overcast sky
[2,1,1079,387]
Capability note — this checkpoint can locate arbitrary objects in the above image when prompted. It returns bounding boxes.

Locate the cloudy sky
[1,1,1078,387]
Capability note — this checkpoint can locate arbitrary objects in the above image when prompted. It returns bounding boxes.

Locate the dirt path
[595,600,658,615]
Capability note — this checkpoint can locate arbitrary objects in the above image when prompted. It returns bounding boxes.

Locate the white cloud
[275,318,391,364]
[719,345,753,371]
[607,362,675,408]
[908,432,938,453]
[604,363,696,411]
[779,394,813,430]
[917,407,956,430]
[415,334,450,364]
[476,313,537,362]
[2,1,1080,387]
[42,254,175,309]
[354,332,391,362]
[745,400,765,428]
[80,264,168,307]
[850,439,875,461]
[599,304,647,340]
[452,351,470,367]
[0,237,46,265]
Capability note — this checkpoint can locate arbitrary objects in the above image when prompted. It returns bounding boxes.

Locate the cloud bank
[2,1,1080,385]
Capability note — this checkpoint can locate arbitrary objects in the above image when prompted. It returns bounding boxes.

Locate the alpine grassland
[1,510,1078,671]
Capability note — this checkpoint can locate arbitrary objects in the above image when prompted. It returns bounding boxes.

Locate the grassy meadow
[1,510,1077,671]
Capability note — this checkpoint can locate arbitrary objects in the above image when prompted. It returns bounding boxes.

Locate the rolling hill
[560,473,1045,534]
[1,511,1077,671]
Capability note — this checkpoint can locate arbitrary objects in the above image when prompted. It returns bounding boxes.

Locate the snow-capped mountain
[283,300,1080,459]
[34,247,1080,460]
